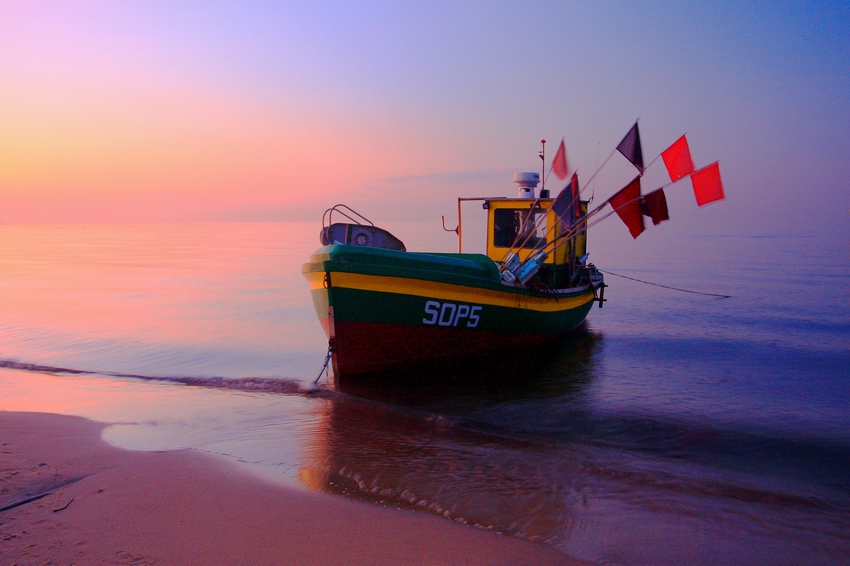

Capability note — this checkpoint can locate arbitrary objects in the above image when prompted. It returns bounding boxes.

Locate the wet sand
[0,411,581,565]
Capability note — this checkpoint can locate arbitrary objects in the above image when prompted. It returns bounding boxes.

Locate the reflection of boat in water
[298,386,585,545]
[302,170,605,384]
[298,330,603,544]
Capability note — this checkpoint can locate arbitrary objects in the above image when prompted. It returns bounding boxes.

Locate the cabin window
[493,208,548,248]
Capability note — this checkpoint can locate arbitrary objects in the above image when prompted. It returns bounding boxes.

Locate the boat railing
[322,204,374,231]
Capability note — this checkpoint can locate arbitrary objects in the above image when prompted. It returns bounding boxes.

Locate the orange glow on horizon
[0,73,463,223]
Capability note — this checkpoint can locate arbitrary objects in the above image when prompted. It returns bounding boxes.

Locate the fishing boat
[302,171,605,383]
[303,124,725,384]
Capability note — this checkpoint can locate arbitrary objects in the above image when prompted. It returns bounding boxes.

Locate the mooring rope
[599,269,731,298]
[314,340,335,384]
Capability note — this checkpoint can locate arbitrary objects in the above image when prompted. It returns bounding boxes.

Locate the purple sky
[1,1,848,236]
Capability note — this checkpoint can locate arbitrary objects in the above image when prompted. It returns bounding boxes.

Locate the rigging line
[538,176,651,255]
[534,171,713,259]
[533,190,618,256]
[578,149,616,197]
[642,130,687,176]
[599,269,732,298]
[511,193,609,262]
[550,193,663,251]
[501,196,547,262]
[644,153,662,172]
[591,141,600,201]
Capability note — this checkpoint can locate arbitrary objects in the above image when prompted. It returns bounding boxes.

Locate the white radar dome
[513,172,540,199]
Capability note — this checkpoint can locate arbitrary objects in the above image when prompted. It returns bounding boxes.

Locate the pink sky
[1,1,848,234]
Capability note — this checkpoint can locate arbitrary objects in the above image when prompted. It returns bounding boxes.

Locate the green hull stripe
[311,286,594,336]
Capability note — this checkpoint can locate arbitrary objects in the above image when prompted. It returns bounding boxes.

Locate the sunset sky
[1,1,848,234]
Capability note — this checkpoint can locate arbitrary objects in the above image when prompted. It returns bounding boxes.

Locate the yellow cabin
[451,187,588,289]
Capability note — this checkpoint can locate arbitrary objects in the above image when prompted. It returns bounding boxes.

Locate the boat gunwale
[302,244,600,299]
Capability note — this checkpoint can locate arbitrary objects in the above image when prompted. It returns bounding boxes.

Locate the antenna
[539,139,546,193]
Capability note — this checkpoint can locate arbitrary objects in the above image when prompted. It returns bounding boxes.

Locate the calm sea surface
[1,221,848,565]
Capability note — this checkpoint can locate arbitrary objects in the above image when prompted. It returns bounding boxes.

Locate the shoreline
[0,410,583,565]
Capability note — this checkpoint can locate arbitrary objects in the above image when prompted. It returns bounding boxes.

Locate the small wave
[0,358,334,399]
[1,359,93,376]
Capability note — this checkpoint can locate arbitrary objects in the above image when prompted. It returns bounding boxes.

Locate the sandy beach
[0,411,581,565]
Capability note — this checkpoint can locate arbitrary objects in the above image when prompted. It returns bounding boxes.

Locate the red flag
[641,188,670,225]
[617,122,644,175]
[661,135,694,182]
[608,176,644,239]
[552,138,568,180]
[691,162,725,206]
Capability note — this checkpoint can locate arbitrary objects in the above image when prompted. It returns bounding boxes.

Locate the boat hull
[302,244,601,379]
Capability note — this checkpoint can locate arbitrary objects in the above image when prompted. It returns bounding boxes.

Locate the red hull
[329,319,563,378]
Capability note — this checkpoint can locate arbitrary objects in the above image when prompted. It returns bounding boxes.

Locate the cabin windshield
[493,208,548,248]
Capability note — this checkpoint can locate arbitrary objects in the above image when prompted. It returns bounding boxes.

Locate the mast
[539,139,546,196]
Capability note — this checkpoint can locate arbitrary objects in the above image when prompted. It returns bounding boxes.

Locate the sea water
[1,221,848,565]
